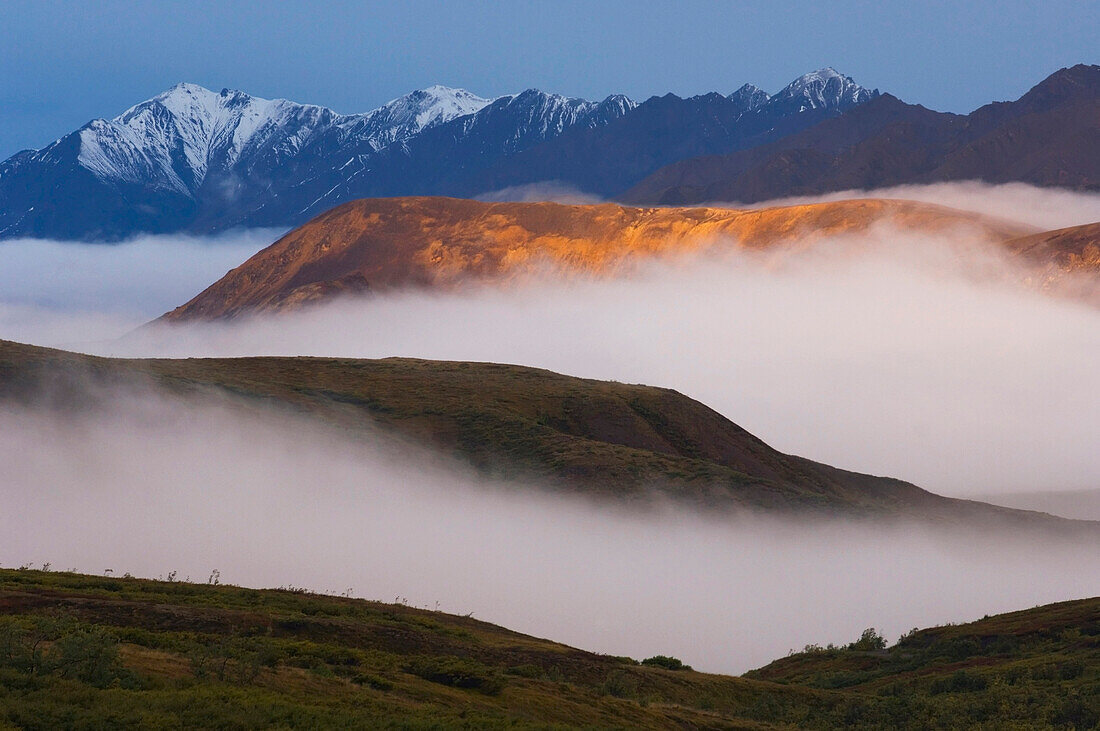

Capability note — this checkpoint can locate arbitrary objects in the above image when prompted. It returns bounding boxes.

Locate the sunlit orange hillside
[1002,221,1100,295]
[163,196,1033,320]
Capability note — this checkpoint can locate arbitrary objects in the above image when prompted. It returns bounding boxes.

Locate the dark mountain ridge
[1,65,1091,241]
[458,68,879,198]
[624,64,1100,204]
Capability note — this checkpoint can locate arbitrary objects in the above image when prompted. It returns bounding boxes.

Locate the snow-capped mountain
[728,83,770,112]
[73,82,493,198]
[0,82,623,238]
[0,70,882,240]
[335,85,494,151]
[765,67,878,114]
[435,70,881,199]
[285,89,639,220]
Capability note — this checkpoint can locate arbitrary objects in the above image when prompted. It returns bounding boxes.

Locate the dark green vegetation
[0,568,835,729]
[1,568,1098,729]
[749,598,1100,729]
[0,338,1094,531]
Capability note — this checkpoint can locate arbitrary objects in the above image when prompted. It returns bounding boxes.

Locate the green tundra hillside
[748,597,1100,729]
[0,338,1094,531]
[0,568,1097,729]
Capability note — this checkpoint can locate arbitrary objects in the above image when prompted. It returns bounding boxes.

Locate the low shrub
[641,655,692,671]
[404,656,505,694]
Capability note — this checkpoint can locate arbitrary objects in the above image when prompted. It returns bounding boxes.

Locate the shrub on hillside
[848,628,887,651]
[405,656,505,694]
[641,655,692,671]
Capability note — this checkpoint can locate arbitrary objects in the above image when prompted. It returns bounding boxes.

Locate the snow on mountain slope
[766,67,878,114]
[728,83,770,112]
[73,83,494,195]
[289,89,639,218]
[0,70,892,240]
[438,89,636,152]
[339,85,494,151]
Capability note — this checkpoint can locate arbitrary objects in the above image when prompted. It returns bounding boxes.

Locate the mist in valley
[3,388,1099,675]
[1,183,1098,675]
[0,229,276,347]
[105,224,1100,500]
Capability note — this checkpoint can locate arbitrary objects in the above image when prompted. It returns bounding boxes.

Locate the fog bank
[740,181,1100,231]
[3,183,1098,675]
[0,229,276,347]
[3,392,1098,675]
[981,489,1100,522]
[109,231,1100,498]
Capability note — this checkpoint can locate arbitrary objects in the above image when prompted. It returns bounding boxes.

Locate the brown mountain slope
[161,196,1029,321]
[623,64,1100,205]
[1002,221,1100,304]
[1,338,1095,534]
[1003,221,1100,273]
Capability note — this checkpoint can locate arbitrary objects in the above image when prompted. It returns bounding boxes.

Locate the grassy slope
[747,598,1100,729]
[0,568,834,730]
[0,339,1085,528]
[0,569,1097,730]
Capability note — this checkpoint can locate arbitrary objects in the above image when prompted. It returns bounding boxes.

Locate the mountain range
[0,69,879,240]
[624,63,1100,204]
[3,65,1097,243]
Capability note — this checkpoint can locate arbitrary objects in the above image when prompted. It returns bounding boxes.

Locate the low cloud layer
[740,181,1100,231]
[3,391,1098,675]
[0,229,276,347]
[981,489,1100,522]
[107,228,1100,499]
[1,183,1097,674]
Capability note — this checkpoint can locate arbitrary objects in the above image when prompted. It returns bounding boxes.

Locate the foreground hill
[748,596,1100,729]
[0,339,1092,534]
[625,64,1100,205]
[0,568,1097,728]
[160,195,1031,320]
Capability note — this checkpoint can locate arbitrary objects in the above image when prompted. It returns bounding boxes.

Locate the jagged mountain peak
[490,88,637,122]
[376,85,493,122]
[133,82,310,120]
[74,82,326,194]
[354,85,494,147]
[1010,63,1100,113]
[0,67,907,240]
[68,82,500,195]
[597,93,636,115]
[770,67,878,112]
[729,83,769,111]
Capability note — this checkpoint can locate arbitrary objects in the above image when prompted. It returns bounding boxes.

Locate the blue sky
[0,0,1096,159]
